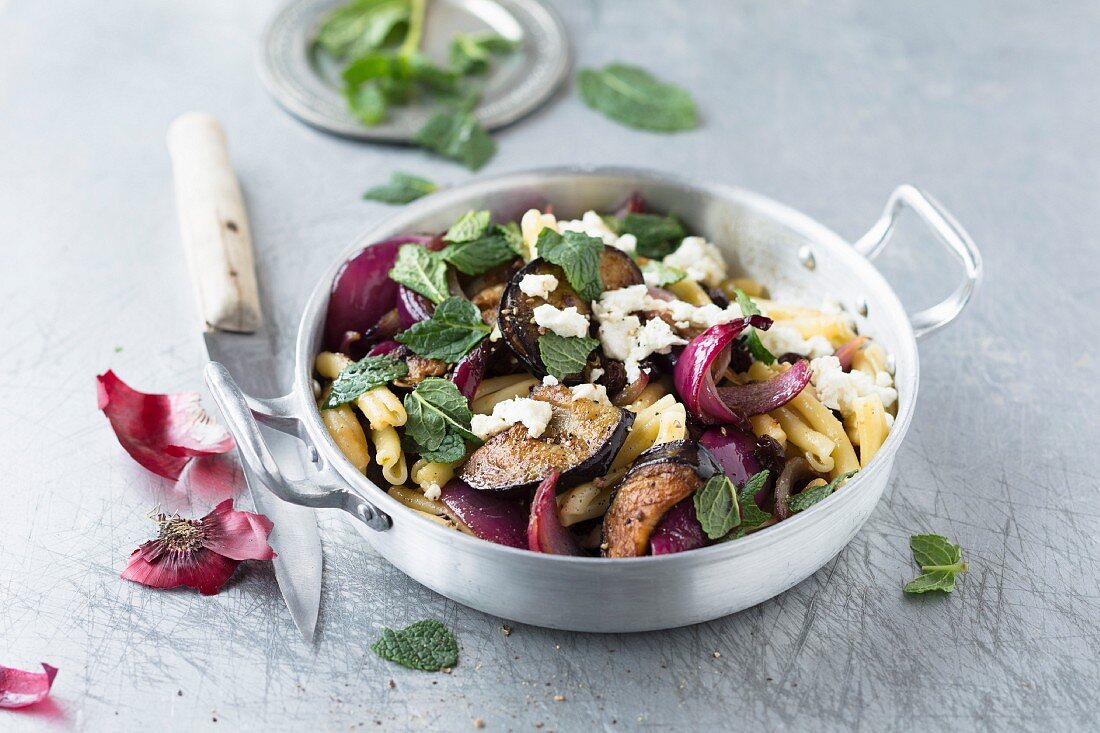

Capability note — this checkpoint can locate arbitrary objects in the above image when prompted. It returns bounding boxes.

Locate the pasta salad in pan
[314,197,897,557]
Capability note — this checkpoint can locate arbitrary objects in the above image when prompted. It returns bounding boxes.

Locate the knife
[167,112,322,641]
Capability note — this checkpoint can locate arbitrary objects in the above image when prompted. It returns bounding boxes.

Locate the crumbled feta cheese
[542,375,559,386]
[592,291,687,383]
[595,284,743,332]
[758,325,834,359]
[589,367,604,381]
[489,324,502,342]
[662,236,727,287]
[570,383,611,406]
[558,210,637,253]
[614,233,638,254]
[599,284,651,314]
[470,397,554,440]
[533,304,590,338]
[809,355,898,416]
[519,273,559,299]
[423,482,442,501]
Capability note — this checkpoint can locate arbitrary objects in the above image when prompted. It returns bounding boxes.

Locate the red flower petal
[122,541,241,596]
[201,499,276,561]
[96,370,234,480]
[0,663,58,709]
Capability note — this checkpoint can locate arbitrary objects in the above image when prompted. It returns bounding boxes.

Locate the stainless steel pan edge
[207,167,981,632]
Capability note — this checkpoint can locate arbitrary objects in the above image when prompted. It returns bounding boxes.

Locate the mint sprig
[443,210,490,243]
[412,109,496,171]
[787,470,857,514]
[323,354,409,409]
[371,619,458,672]
[442,232,517,275]
[450,32,520,75]
[395,296,491,362]
[693,475,739,540]
[733,289,776,365]
[622,213,685,259]
[903,534,968,594]
[578,63,698,132]
[403,378,481,462]
[363,171,437,204]
[539,334,599,380]
[389,244,449,304]
[640,260,686,287]
[718,470,772,541]
[535,229,604,301]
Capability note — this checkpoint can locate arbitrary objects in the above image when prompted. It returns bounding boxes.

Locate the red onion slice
[715,360,812,417]
[439,479,527,548]
[649,498,707,555]
[527,471,582,555]
[673,320,752,424]
[451,341,492,401]
[396,284,436,329]
[835,336,869,371]
[0,663,58,709]
[367,339,400,357]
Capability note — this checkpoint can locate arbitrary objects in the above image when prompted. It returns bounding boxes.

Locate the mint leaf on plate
[389,243,449,304]
[733,288,776,365]
[578,63,698,132]
[904,534,968,594]
[450,32,520,75]
[443,210,491,243]
[323,354,409,409]
[539,333,599,380]
[640,260,686,287]
[622,213,685,259]
[315,0,411,60]
[403,377,481,462]
[344,80,388,126]
[693,475,740,540]
[395,296,491,362]
[363,171,437,204]
[371,619,458,672]
[413,109,496,171]
[442,232,516,275]
[787,470,857,514]
[535,229,604,301]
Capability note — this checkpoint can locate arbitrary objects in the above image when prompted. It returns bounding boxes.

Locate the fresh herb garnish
[723,470,772,540]
[621,213,685,259]
[442,232,516,275]
[787,471,857,513]
[344,78,388,125]
[371,619,458,672]
[403,377,481,462]
[693,475,740,540]
[323,354,409,409]
[389,244,449,304]
[443,210,491,242]
[903,534,968,594]
[535,229,604,301]
[497,221,524,255]
[315,0,411,60]
[640,260,686,287]
[577,63,698,132]
[733,288,776,365]
[412,108,496,171]
[395,296,491,362]
[539,334,599,380]
[450,32,520,75]
[362,171,437,204]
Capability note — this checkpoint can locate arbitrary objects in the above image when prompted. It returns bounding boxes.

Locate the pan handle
[853,185,982,340]
[205,362,392,532]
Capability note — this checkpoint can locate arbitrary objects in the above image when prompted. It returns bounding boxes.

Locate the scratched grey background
[2,0,1098,730]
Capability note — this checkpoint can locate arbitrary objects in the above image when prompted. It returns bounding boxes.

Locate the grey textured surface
[1,0,1097,731]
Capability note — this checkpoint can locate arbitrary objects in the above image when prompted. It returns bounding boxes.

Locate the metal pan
[206,168,981,632]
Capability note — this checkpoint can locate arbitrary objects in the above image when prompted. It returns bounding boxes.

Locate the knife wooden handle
[167,112,262,334]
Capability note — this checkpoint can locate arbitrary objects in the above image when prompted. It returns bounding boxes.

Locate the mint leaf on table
[903,534,968,594]
[395,296,491,362]
[389,243,449,304]
[363,171,437,204]
[693,475,740,540]
[413,109,496,171]
[443,210,491,243]
[344,80,388,125]
[535,229,604,301]
[640,260,686,287]
[442,232,516,275]
[732,288,776,365]
[787,471,858,514]
[577,63,698,132]
[622,213,685,259]
[539,333,599,380]
[404,377,481,462]
[451,32,520,75]
[315,0,411,60]
[371,619,459,672]
[323,354,409,409]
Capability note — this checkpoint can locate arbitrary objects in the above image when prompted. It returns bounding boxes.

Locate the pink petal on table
[0,663,58,709]
[200,499,276,561]
[121,542,241,596]
[96,370,234,480]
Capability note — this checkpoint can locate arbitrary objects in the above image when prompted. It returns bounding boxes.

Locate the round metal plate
[260,0,570,141]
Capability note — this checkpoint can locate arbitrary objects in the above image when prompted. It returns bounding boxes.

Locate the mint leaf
[693,475,740,540]
[640,260,686,287]
[535,229,604,301]
[344,80,388,126]
[497,222,524,255]
[371,619,458,671]
[622,213,685,259]
[450,32,520,75]
[539,333,599,380]
[395,296,491,362]
[443,210,491,243]
[342,51,395,85]
[403,377,480,462]
[787,470,858,513]
[578,63,698,132]
[315,0,410,60]
[733,289,776,365]
[323,354,409,409]
[389,244,449,304]
[413,110,496,170]
[902,534,968,594]
[728,470,772,539]
[363,171,437,204]
[442,232,516,275]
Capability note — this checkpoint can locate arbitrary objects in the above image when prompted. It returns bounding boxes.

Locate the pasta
[371,426,407,485]
[317,351,407,429]
[318,389,370,473]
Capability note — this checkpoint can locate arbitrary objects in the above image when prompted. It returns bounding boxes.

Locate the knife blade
[167,112,322,641]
